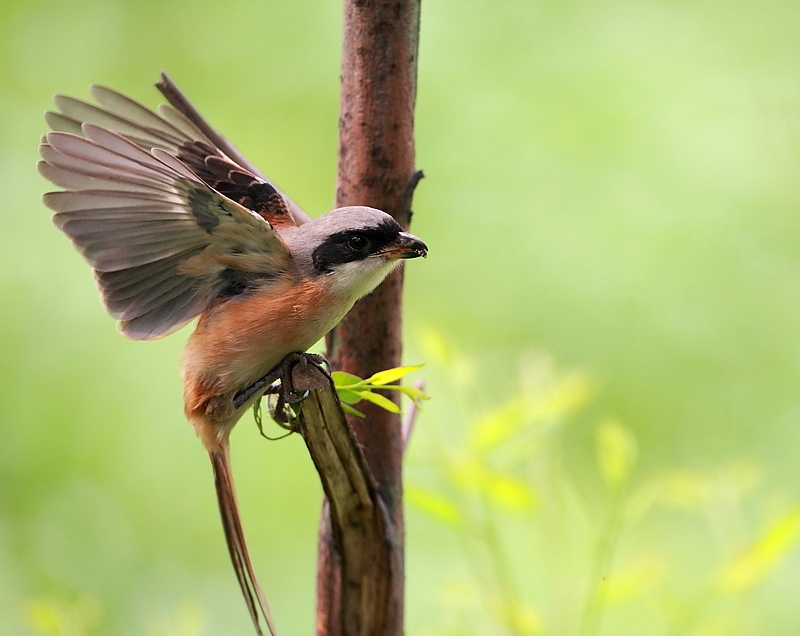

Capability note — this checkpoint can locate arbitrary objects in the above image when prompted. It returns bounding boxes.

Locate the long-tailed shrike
[38,73,427,635]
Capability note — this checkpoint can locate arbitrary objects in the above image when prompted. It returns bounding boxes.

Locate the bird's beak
[382,232,428,260]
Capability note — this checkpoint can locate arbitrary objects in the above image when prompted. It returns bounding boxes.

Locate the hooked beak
[381,231,428,260]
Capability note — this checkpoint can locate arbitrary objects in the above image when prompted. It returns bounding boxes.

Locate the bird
[37,73,427,636]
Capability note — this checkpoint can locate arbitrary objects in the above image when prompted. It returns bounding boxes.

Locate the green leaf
[357,390,401,413]
[418,327,453,365]
[448,457,536,513]
[332,371,363,387]
[718,504,800,593]
[397,386,430,402]
[336,388,362,404]
[596,418,638,489]
[340,403,365,418]
[406,484,463,527]
[367,364,424,386]
[484,473,537,512]
[469,372,592,453]
[653,470,712,510]
[469,396,529,452]
[24,595,104,636]
[600,556,667,605]
[489,600,542,636]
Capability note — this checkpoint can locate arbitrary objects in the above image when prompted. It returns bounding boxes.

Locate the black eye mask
[311,218,402,273]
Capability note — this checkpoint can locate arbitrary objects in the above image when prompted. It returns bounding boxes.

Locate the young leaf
[398,386,430,402]
[357,390,401,413]
[596,419,638,489]
[340,403,366,418]
[336,388,363,404]
[332,371,363,387]
[367,364,424,386]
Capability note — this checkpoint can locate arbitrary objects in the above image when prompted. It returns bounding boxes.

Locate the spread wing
[39,123,293,340]
[43,74,308,228]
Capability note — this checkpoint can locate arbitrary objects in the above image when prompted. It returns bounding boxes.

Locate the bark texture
[319,0,422,634]
[290,362,395,636]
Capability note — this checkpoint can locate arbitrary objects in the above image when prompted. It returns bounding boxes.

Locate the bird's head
[285,206,427,300]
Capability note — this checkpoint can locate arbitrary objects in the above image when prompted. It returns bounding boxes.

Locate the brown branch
[318,1,422,634]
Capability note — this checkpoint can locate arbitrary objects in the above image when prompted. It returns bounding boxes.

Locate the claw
[236,352,332,435]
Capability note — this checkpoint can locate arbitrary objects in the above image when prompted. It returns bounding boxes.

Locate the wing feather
[156,103,210,141]
[83,238,208,272]
[46,80,302,227]
[46,133,176,182]
[39,143,173,191]
[104,269,196,308]
[44,111,84,135]
[89,86,192,142]
[119,288,214,340]
[40,116,293,339]
[46,190,190,211]
[53,95,184,148]
[110,277,200,321]
[95,250,201,296]
[38,160,167,194]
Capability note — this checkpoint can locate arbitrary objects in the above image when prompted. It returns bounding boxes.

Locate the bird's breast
[182,277,351,429]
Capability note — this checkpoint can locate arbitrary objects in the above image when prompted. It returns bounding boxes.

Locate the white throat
[323,258,402,302]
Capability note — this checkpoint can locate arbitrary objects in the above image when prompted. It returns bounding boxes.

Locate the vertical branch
[318,0,422,634]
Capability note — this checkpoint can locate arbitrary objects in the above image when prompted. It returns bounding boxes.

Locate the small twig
[402,170,425,221]
[253,396,294,440]
[401,379,425,453]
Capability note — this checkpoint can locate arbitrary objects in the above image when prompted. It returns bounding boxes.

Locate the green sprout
[332,364,430,417]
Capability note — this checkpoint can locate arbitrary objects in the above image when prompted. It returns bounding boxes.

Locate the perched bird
[38,73,427,636]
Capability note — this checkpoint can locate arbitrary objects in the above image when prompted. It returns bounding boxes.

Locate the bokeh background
[3,0,800,634]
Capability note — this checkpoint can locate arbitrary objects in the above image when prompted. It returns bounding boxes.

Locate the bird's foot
[235,352,332,435]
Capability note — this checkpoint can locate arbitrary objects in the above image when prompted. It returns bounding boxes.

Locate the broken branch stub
[291,362,398,635]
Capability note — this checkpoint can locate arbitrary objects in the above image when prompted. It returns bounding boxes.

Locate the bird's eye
[347,235,368,251]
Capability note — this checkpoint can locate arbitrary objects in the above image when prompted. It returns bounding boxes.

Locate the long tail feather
[210,444,278,636]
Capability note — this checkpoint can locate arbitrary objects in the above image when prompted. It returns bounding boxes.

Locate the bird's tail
[209,444,278,636]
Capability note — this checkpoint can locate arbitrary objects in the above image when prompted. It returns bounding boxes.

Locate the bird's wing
[154,72,312,227]
[40,123,293,341]
[44,77,305,229]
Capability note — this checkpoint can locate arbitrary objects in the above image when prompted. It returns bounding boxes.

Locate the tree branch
[319,1,422,633]
[289,360,397,635]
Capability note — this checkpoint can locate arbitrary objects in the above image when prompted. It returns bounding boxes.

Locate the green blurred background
[3,0,800,634]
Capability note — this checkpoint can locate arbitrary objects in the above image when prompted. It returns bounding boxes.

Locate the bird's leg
[234,367,282,411]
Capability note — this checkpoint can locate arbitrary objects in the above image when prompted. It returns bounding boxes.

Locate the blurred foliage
[24,595,102,636]
[2,0,800,633]
[406,331,800,635]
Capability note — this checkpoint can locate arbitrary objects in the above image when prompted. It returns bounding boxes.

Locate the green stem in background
[421,398,524,635]
[665,587,716,636]
[479,492,527,636]
[576,490,624,636]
